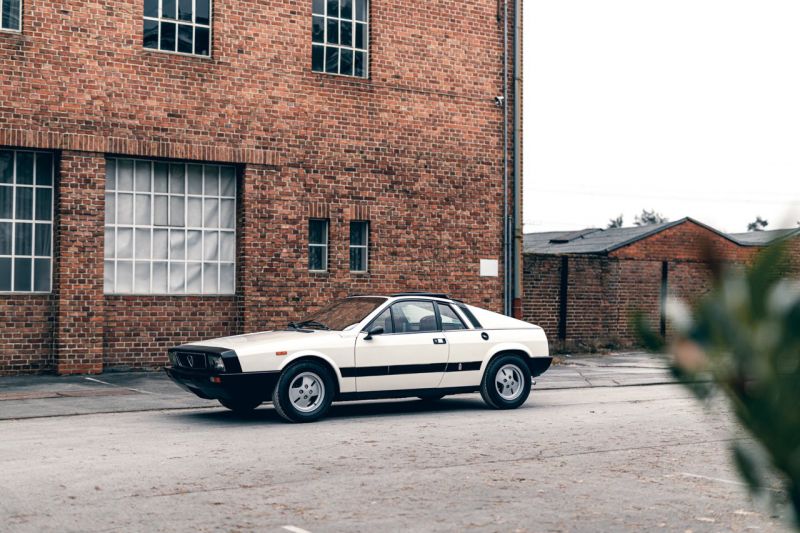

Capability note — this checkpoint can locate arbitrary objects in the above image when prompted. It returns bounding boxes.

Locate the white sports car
[166,293,551,422]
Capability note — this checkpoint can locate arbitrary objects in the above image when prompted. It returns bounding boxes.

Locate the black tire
[417,394,446,402]
[218,396,262,413]
[272,360,335,423]
[480,354,532,410]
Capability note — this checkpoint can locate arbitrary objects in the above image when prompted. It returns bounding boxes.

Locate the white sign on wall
[480,259,499,277]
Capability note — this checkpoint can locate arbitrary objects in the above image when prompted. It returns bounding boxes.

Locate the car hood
[185,329,349,357]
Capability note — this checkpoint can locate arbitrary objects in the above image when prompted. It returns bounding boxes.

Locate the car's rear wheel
[480,354,531,409]
[218,396,262,413]
[272,360,335,423]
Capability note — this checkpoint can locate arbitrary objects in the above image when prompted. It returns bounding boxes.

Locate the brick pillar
[54,151,105,374]
[238,163,273,334]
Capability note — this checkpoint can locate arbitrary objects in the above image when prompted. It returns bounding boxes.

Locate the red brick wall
[521,255,560,339]
[564,256,610,349]
[0,0,506,164]
[611,221,749,262]
[0,295,54,375]
[521,223,800,352]
[668,261,715,307]
[610,259,662,346]
[103,296,239,370]
[522,255,663,351]
[54,151,105,375]
[0,0,511,373]
[239,163,504,334]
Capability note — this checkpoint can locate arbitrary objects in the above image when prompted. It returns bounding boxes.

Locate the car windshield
[294,297,387,331]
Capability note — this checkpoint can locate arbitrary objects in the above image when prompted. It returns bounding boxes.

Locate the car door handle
[433,338,447,345]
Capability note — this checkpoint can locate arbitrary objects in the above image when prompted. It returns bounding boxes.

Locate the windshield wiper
[287,320,330,330]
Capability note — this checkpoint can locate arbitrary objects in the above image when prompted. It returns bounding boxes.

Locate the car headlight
[208,354,226,372]
[167,352,176,366]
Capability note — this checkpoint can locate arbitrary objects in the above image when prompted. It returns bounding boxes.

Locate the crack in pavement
[573,368,594,387]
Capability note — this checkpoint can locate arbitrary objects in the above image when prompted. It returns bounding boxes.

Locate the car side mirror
[364,326,384,340]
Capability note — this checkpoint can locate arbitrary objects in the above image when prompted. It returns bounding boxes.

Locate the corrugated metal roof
[523,220,679,255]
[729,228,800,246]
[522,217,781,255]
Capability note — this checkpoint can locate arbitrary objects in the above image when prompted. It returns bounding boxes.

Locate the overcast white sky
[523,0,800,234]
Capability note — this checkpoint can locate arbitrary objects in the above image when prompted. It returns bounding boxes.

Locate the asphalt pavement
[0,352,675,420]
[1,352,792,532]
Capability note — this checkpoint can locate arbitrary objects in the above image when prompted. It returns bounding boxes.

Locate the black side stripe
[340,361,481,378]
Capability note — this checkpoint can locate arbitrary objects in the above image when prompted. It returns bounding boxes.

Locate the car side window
[438,303,467,331]
[371,307,393,334]
[391,301,437,333]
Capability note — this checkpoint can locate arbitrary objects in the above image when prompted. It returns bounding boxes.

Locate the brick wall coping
[0,128,279,166]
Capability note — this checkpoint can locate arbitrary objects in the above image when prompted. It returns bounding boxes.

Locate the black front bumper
[165,366,281,402]
[165,345,280,402]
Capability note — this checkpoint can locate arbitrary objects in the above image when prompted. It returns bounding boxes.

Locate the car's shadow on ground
[168,396,509,425]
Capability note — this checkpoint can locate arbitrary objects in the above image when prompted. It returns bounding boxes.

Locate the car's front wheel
[480,354,532,409]
[272,360,335,423]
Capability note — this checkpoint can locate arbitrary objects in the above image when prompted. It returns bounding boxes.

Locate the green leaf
[732,442,762,493]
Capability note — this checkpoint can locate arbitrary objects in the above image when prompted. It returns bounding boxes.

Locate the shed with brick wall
[522,218,799,352]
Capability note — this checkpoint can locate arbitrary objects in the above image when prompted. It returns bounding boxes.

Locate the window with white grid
[104,158,236,295]
[311,0,368,77]
[143,0,211,56]
[1,0,21,32]
[0,150,53,293]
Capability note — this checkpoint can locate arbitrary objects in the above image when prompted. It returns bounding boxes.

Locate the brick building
[522,218,800,351]
[0,0,520,374]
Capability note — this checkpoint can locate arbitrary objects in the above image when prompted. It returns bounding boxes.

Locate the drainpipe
[511,0,522,318]
[502,0,511,316]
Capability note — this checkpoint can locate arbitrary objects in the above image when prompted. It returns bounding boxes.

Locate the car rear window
[456,304,482,329]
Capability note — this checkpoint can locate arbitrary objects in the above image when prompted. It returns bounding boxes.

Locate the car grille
[176,352,207,370]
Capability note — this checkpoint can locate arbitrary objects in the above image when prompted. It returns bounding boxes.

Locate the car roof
[349,293,464,303]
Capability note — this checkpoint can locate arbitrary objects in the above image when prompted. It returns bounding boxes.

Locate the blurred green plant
[637,242,800,527]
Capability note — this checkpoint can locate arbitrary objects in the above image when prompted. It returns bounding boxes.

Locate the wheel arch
[483,343,533,369]
[279,353,342,394]
[483,346,552,379]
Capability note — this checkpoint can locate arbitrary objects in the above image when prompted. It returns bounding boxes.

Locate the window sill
[104,293,236,298]
[312,69,369,80]
[0,291,51,296]
[311,70,372,85]
[142,47,214,61]
[0,28,22,35]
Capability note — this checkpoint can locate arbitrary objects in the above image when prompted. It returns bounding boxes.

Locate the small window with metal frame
[349,220,368,272]
[308,219,329,272]
[311,0,368,77]
[143,0,212,56]
[1,0,21,31]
